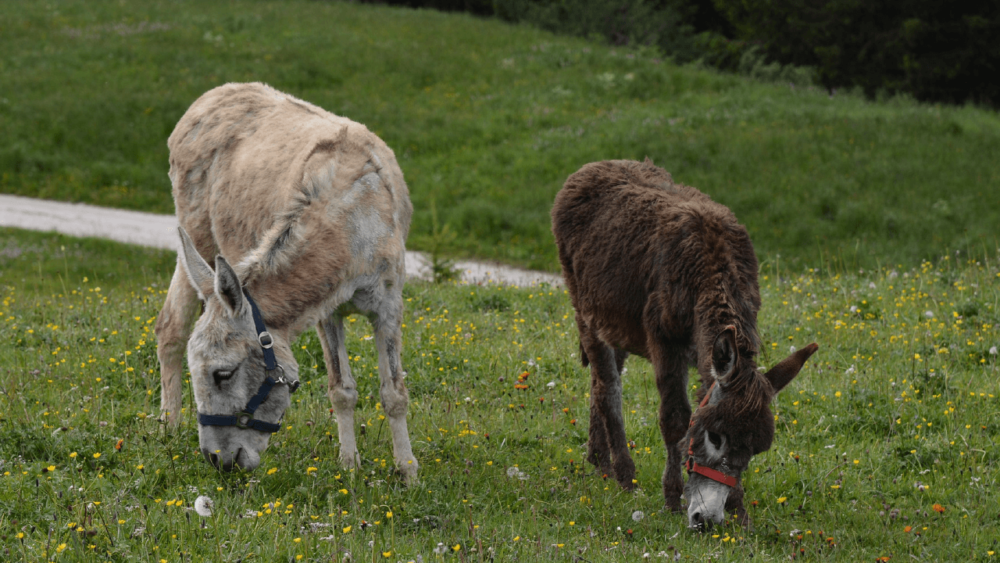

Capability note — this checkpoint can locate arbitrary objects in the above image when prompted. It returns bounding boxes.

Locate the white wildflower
[845,365,856,376]
[506,466,529,480]
[789,345,797,353]
[925,310,935,318]
[849,305,858,313]
[546,381,556,389]
[990,346,997,356]
[194,495,213,517]
[632,510,644,522]
[868,282,876,289]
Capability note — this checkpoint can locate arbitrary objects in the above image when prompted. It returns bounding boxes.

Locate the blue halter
[197,289,299,433]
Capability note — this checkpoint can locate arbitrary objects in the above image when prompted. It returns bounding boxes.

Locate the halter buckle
[235,412,254,429]
[258,331,274,349]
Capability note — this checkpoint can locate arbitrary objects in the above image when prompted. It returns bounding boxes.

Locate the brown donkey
[552,159,817,530]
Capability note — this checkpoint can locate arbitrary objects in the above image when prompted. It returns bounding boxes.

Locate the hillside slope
[1,0,999,270]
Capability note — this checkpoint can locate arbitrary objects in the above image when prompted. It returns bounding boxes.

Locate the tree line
[356,0,999,108]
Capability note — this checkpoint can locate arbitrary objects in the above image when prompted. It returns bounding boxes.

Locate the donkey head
[178,227,299,472]
[685,326,818,530]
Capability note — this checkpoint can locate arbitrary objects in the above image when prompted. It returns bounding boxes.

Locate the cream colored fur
[154,82,417,481]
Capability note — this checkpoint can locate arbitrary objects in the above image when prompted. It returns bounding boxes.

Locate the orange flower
[904,526,912,533]
[932,503,945,513]
[115,439,123,451]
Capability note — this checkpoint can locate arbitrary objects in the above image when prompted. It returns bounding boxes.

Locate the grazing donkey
[154,83,418,481]
[552,159,817,530]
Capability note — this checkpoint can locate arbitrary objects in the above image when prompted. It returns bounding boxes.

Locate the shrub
[711,0,1000,106]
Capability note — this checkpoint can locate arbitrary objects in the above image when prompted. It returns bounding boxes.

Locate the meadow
[2,0,1000,271]
[1,227,999,561]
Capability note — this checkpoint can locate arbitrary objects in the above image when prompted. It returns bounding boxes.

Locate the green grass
[2,228,1000,561]
[2,0,1000,271]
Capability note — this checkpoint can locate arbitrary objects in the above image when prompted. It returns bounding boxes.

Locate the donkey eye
[212,369,235,386]
[707,430,724,450]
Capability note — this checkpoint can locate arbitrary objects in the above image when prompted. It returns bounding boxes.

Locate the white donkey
[154,82,418,481]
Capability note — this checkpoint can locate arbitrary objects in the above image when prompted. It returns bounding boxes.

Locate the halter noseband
[197,289,300,433]
[686,381,740,488]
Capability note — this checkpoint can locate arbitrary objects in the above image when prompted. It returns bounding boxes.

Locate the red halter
[686,381,740,488]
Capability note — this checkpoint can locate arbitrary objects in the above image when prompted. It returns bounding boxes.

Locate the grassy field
[2,0,1000,271]
[2,227,999,561]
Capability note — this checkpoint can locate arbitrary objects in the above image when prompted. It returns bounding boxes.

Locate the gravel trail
[0,194,560,286]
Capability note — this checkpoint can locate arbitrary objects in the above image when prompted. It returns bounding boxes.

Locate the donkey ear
[712,325,738,385]
[764,343,819,393]
[177,227,214,300]
[214,256,246,316]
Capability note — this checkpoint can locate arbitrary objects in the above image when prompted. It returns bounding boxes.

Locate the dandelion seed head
[194,495,213,517]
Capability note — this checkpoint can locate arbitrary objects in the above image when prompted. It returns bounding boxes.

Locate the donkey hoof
[158,410,180,427]
[340,451,361,470]
[398,459,419,485]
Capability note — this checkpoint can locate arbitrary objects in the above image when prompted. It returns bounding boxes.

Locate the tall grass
[2,0,999,271]
[2,228,999,560]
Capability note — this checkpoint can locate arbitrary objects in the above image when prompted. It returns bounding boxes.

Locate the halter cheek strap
[197,289,300,434]
[686,381,740,488]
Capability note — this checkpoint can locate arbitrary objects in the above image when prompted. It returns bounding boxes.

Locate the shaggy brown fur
[552,159,817,529]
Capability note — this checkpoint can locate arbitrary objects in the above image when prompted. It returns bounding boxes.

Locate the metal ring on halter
[271,365,301,393]
[258,331,274,349]
[235,412,254,429]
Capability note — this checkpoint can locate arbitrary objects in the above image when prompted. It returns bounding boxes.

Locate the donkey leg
[154,262,200,426]
[581,328,635,491]
[371,295,418,484]
[586,372,613,478]
[588,347,629,478]
[652,343,691,512]
[577,314,611,477]
[319,315,361,470]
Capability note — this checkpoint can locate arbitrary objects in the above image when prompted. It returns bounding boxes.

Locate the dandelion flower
[93,453,101,459]
[194,496,214,517]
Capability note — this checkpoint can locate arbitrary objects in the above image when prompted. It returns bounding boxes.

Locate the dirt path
[0,194,561,286]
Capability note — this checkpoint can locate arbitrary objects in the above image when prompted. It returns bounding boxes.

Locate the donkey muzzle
[202,447,256,472]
